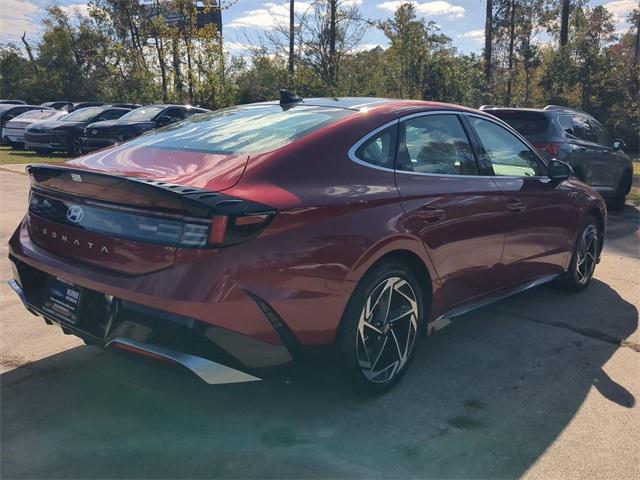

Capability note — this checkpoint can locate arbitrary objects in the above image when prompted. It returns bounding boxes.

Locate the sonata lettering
[40,227,110,254]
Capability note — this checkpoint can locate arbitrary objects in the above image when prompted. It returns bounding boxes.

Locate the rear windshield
[121,106,166,121]
[62,107,104,122]
[125,104,354,155]
[488,111,550,136]
[15,110,58,121]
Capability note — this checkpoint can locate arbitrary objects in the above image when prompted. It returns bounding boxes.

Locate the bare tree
[560,0,570,46]
[484,0,493,85]
[289,0,295,76]
[506,0,516,105]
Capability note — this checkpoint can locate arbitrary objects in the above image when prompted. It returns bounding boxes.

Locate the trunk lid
[25,148,249,274]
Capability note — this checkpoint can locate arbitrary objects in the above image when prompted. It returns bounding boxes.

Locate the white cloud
[0,0,40,43]
[376,1,465,19]
[457,29,484,41]
[60,3,91,19]
[224,41,252,52]
[228,2,311,30]
[603,1,636,24]
[352,43,386,52]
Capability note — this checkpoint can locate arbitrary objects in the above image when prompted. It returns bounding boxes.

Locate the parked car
[81,104,209,152]
[3,109,68,148]
[0,99,26,105]
[482,105,633,209]
[70,101,104,112]
[9,96,606,393]
[0,105,54,145]
[108,103,143,110]
[41,101,73,111]
[24,106,133,155]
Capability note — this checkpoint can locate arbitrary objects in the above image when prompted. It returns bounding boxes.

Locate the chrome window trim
[348,109,550,180]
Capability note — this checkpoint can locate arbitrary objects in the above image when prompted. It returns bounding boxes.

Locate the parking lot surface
[1,165,638,479]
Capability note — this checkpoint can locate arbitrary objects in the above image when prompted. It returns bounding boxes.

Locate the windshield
[62,107,104,122]
[125,104,354,155]
[489,110,550,137]
[121,106,166,121]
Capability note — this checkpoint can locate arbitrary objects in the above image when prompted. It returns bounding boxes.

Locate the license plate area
[42,276,83,324]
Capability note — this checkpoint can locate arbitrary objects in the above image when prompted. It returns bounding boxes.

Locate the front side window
[399,114,478,175]
[469,117,544,177]
[354,125,397,169]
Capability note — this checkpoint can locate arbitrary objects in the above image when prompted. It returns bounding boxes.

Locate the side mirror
[548,159,573,181]
[613,139,625,151]
[156,115,173,127]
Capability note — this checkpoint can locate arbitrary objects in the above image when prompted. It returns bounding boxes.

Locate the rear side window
[469,117,544,177]
[354,125,397,169]
[558,115,575,136]
[489,111,550,136]
[589,120,611,147]
[126,105,354,155]
[98,109,127,121]
[571,116,597,143]
[399,114,478,175]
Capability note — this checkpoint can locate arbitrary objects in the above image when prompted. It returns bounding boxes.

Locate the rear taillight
[204,212,276,247]
[533,142,559,157]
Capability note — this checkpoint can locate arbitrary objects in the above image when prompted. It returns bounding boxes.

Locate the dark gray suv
[482,105,633,208]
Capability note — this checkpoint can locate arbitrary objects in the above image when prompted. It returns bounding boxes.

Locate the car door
[394,112,506,307]
[465,114,580,288]
[565,114,608,186]
[588,118,625,190]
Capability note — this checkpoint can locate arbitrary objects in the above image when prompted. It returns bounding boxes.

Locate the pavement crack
[499,310,639,352]
[0,166,27,176]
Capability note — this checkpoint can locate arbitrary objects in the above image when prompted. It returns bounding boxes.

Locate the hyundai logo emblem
[66,205,85,223]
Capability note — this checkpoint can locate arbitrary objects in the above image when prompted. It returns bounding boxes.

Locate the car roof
[255,97,478,115]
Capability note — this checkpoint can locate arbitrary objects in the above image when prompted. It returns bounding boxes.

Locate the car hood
[64,144,249,192]
[86,119,155,129]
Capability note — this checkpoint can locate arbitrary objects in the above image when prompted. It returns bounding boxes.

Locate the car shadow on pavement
[1,278,637,479]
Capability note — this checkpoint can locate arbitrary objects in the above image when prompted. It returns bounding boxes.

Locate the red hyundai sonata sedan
[8,95,606,392]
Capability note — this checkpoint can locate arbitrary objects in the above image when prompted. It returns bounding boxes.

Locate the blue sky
[0,0,636,55]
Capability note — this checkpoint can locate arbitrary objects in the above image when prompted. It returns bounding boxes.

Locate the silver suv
[482,105,633,209]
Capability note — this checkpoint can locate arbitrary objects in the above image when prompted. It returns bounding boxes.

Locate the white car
[2,109,68,148]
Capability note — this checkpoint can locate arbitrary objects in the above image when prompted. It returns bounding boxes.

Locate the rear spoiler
[26,164,270,219]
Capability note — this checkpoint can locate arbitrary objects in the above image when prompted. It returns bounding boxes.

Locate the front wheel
[337,262,424,394]
[557,216,600,292]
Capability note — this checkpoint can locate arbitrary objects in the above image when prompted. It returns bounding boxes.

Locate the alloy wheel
[575,224,598,285]
[356,276,418,384]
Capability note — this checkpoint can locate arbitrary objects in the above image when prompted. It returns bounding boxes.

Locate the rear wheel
[338,261,424,394]
[69,140,83,156]
[609,170,632,210]
[557,216,600,292]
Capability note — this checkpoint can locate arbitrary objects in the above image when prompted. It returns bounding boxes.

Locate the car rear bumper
[8,255,296,381]
[2,128,25,144]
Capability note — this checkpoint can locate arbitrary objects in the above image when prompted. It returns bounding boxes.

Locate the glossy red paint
[8,98,606,364]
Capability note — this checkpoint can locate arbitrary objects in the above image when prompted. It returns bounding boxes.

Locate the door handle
[416,206,446,223]
[507,199,527,213]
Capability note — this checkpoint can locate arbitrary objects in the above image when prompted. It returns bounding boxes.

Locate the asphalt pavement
[1,165,638,479]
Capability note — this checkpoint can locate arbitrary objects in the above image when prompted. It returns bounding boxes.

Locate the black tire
[337,261,425,394]
[69,140,83,156]
[557,215,600,292]
[609,171,632,211]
